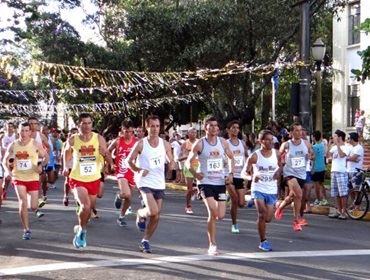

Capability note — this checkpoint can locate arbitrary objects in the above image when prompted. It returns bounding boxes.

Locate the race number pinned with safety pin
[207,158,223,172]
[149,156,162,169]
[234,156,244,167]
[16,159,32,171]
[291,157,305,168]
[80,162,97,176]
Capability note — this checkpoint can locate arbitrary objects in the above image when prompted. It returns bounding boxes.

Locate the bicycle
[346,167,370,220]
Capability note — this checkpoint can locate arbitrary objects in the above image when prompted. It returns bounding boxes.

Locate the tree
[351,18,370,82]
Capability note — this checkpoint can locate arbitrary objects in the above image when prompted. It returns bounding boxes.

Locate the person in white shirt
[327,129,350,219]
[127,115,174,253]
[355,110,366,142]
[171,133,184,183]
[346,132,364,187]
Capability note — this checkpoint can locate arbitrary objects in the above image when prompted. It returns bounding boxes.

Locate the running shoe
[185,207,194,215]
[258,240,272,252]
[73,226,87,248]
[63,196,69,207]
[125,206,135,215]
[328,212,340,218]
[114,193,122,209]
[274,208,283,220]
[208,244,219,256]
[319,199,329,206]
[297,217,308,226]
[22,230,32,240]
[117,216,127,227]
[139,240,151,253]
[38,198,46,208]
[35,209,44,218]
[231,224,240,234]
[292,221,302,232]
[338,213,347,220]
[246,199,254,208]
[136,213,146,232]
[48,184,56,189]
[313,199,320,206]
[91,208,99,219]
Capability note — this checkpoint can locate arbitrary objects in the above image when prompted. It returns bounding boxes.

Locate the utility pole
[299,0,311,132]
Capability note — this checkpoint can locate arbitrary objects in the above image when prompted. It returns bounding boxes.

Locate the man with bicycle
[346,132,364,188]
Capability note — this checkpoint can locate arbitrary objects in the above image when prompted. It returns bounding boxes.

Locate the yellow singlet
[13,139,39,181]
[69,133,101,182]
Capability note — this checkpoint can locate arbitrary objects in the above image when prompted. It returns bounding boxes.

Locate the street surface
[0,178,369,280]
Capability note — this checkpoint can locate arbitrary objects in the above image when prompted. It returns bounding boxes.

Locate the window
[347,84,360,126]
[348,2,360,45]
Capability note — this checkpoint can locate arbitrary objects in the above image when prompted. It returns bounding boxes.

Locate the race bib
[207,158,223,172]
[16,159,32,171]
[291,157,305,168]
[120,157,128,169]
[149,156,162,169]
[234,156,244,167]
[80,162,97,176]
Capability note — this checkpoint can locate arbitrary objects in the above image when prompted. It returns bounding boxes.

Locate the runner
[28,117,49,210]
[178,127,199,214]
[41,125,57,191]
[108,120,137,227]
[61,127,78,206]
[127,115,174,253]
[242,130,281,251]
[2,121,48,239]
[225,120,247,234]
[1,121,16,202]
[275,123,312,231]
[186,116,235,255]
[63,113,112,248]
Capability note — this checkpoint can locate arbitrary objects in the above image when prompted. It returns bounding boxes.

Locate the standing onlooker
[355,110,366,143]
[171,133,184,183]
[327,130,350,219]
[346,132,364,187]
[311,131,329,206]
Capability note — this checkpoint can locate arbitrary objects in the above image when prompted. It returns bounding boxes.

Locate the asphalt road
[0,177,369,280]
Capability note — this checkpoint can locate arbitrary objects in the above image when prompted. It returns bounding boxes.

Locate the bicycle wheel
[346,189,369,220]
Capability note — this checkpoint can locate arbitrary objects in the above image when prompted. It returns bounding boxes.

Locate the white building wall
[332,0,370,133]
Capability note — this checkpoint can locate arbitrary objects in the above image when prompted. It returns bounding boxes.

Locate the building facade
[332,0,370,134]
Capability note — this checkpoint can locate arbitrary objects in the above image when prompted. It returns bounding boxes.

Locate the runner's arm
[36,142,49,166]
[2,142,14,175]
[127,140,144,173]
[98,135,113,166]
[241,153,257,180]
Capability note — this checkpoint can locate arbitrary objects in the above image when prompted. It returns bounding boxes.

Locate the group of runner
[0,114,364,255]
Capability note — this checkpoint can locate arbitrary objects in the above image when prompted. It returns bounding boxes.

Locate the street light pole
[299,0,311,132]
[312,38,326,133]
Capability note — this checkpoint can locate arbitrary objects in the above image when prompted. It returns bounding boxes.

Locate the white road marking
[1,249,370,276]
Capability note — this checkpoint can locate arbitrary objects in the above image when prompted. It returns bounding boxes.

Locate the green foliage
[352,18,370,82]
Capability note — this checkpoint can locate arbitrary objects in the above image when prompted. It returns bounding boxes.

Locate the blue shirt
[312,142,325,172]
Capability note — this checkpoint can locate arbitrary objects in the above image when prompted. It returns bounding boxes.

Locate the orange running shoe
[297,217,308,226]
[274,208,283,220]
[292,221,302,232]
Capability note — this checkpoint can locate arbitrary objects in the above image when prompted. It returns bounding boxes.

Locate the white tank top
[197,137,226,185]
[251,149,278,194]
[1,133,16,150]
[134,137,166,190]
[34,132,43,146]
[227,138,245,179]
[283,139,308,180]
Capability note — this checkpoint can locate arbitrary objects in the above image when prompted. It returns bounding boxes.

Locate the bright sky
[0,0,104,46]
